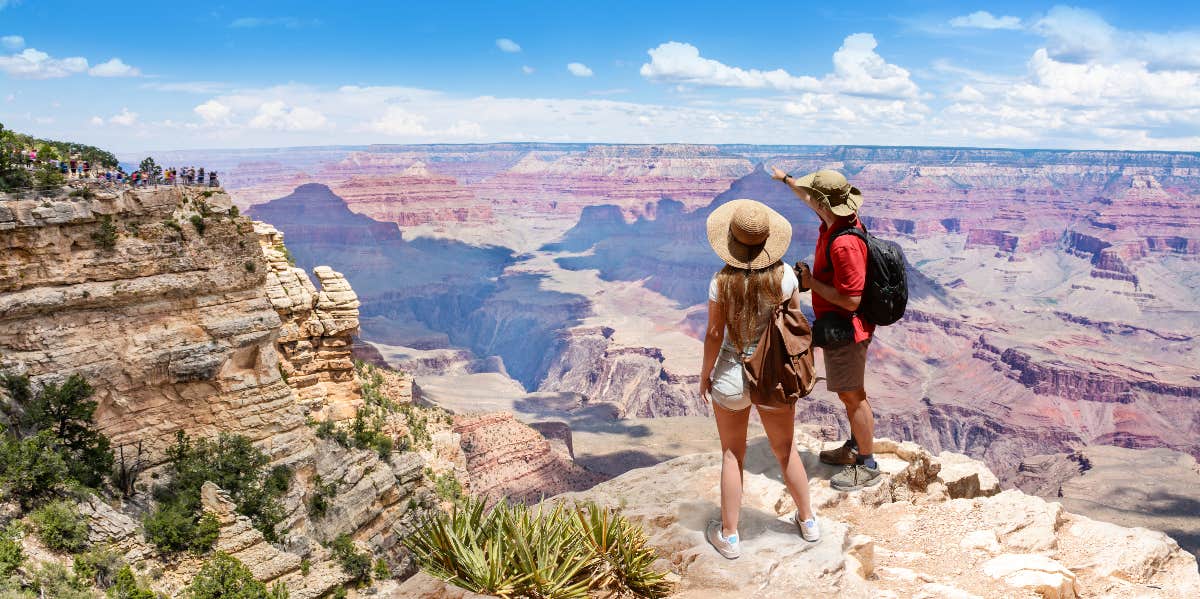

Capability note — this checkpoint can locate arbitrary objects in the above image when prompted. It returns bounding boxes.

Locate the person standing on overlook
[771,167,882,492]
[699,199,820,560]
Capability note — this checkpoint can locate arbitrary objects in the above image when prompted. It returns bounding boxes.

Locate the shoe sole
[819,457,857,466]
[830,474,884,492]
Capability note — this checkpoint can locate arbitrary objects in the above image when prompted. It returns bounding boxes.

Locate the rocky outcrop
[454,412,606,503]
[549,431,1200,599]
[538,326,705,417]
[257,222,362,421]
[1,186,444,594]
[0,186,307,465]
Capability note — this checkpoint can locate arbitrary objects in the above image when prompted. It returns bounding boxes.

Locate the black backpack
[824,224,908,326]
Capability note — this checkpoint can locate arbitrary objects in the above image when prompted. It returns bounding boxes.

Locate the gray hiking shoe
[831,463,883,491]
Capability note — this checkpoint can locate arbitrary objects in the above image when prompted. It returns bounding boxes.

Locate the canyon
[160,143,1198,562]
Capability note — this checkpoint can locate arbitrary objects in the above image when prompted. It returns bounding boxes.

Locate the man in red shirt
[771,167,881,492]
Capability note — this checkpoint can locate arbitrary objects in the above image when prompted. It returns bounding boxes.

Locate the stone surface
[550,431,1200,599]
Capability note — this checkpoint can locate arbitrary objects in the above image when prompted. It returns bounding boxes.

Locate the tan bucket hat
[706,199,792,269]
[792,169,863,217]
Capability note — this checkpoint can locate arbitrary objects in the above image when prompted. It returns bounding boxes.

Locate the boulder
[982,553,1077,599]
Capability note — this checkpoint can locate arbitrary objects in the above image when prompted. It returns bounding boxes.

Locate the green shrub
[405,498,671,599]
[73,545,125,589]
[145,432,289,553]
[93,215,118,250]
[17,373,114,489]
[31,499,89,553]
[31,561,93,599]
[373,558,391,580]
[431,471,462,504]
[330,534,371,584]
[243,261,256,273]
[69,188,96,199]
[106,565,157,599]
[189,214,206,236]
[186,552,288,599]
[229,206,239,217]
[307,474,338,519]
[34,163,65,189]
[0,430,71,506]
[0,523,24,577]
[143,501,213,553]
[163,219,182,233]
[299,558,310,576]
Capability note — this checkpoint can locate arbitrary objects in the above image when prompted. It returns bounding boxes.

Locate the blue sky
[2,1,1199,152]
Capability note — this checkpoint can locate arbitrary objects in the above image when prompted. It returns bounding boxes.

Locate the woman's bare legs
[758,404,815,521]
[713,401,750,536]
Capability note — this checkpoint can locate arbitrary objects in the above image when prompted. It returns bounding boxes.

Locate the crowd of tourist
[7,147,218,189]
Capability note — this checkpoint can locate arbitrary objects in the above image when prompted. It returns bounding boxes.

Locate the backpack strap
[823,223,869,273]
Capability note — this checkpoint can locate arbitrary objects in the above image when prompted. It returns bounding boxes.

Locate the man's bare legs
[837,388,874,457]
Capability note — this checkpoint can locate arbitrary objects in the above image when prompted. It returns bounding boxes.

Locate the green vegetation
[93,215,119,251]
[306,474,338,519]
[0,523,24,577]
[31,500,89,553]
[186,552,288,599]
[189,215,207,236]
[0,373,115,505]
[406,498,671,599]
[229,206,240,217]
[329,534,371,584]
[373,557,391,581]
[244,261,256,273]
[33,163,65,190]
[72,546,124,589]
[143,432,290,553]
[299,558,310,576]
[106,565,158,599]
[30,561,94,599]
[0,122,117,192]
[162,219,182,233]
[429,470,463,504]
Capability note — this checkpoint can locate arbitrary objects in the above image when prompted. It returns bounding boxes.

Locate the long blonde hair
[715,261,784,351]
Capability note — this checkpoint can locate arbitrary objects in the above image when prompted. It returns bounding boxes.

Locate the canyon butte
[0,140,1195,596]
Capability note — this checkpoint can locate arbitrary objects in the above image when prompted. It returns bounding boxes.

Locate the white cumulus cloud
[89,116,104,126]
[248,101,328,131]
[567,62,593,77]
[0,48,87,79]
[108,108,138,126]
[640,35,919,99]
[522,65,535,75]
[89,57,141,77]
[1,35,23,50]
[949,11,1022,30]
[639,41,819,91]
[194,99,232,124]
[496,38,521,53]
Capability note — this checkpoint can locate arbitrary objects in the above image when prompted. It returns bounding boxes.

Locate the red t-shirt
[812,217,875,343]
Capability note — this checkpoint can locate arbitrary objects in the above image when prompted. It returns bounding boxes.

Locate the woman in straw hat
[700,198,820,559]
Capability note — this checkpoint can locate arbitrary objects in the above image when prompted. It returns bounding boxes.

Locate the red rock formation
[454,412,606,503]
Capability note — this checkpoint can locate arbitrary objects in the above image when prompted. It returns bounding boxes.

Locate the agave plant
[405,497,672,599]
[573,502,672,598]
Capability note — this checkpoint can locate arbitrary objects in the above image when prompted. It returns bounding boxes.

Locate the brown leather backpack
[742,290,818,406]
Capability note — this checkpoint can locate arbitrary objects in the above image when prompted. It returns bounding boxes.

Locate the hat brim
[706,199,792,270]
[793,171,864,217]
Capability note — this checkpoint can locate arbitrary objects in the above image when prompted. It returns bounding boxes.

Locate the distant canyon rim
[143,142,1200,555]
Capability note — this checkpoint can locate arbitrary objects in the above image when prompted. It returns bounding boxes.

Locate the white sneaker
[705,520,741,559]
[795,513,820,543]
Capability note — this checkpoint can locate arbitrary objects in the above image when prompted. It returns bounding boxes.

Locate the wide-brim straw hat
[706,199,792,270]
[792,169,864,217]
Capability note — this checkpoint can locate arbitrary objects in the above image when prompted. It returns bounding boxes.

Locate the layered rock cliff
[0,185,449,593]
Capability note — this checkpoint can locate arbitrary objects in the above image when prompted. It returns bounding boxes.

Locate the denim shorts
[708,344,753,412]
